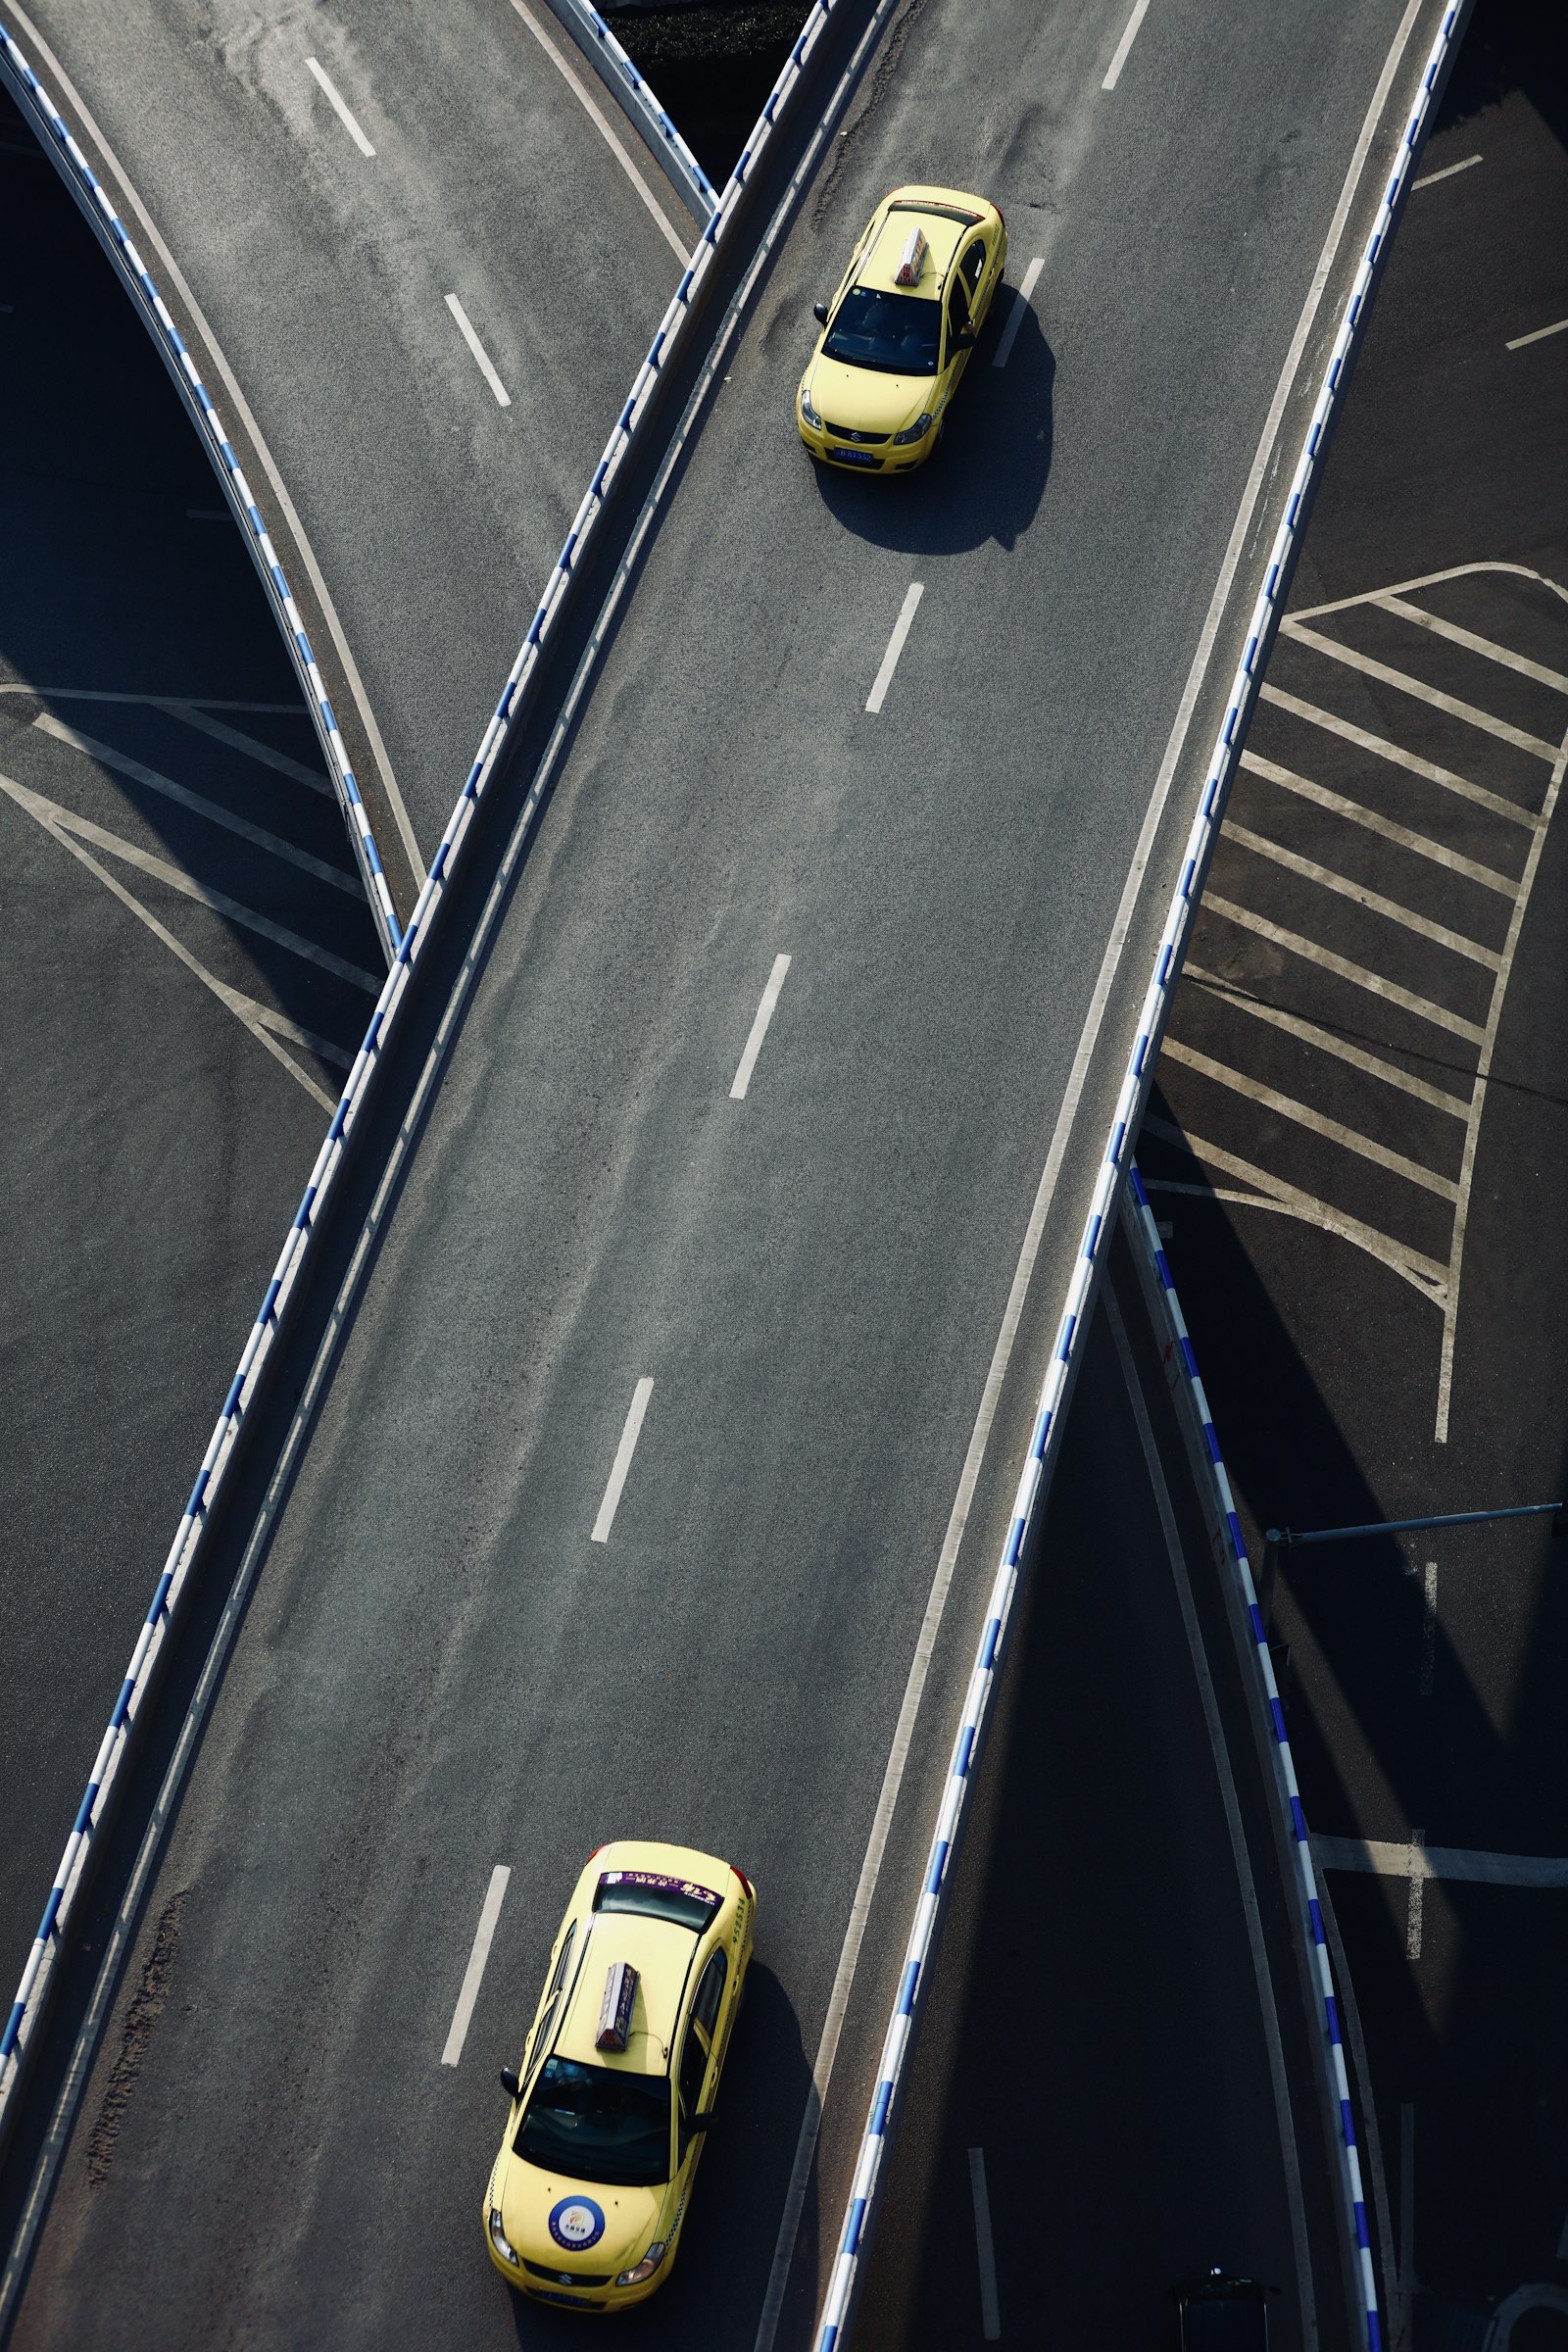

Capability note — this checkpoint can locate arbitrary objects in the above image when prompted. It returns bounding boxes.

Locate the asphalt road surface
[855,1234,1357,2352]
[3,0,1456,2341]
[0,83,382,2027]
[5,0,688,886]
[1140,0,1568,2339]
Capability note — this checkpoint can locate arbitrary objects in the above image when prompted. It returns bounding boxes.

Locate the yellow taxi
[483,1838,756,2310]
[798,184,1007,471]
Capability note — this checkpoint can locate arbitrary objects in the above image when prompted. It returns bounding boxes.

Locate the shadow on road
[810,301,1054,558]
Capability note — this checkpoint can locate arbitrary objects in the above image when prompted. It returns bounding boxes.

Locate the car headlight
[615,2238,669,2289]
[891,413,933,445]
[489,2207,520,2267]
[800,386,822,429]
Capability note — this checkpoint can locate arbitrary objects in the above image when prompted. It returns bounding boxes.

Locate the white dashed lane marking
[865,583,923,714]
[966,2149,1001,2341]
[1101,0,1152,90]
[730,954,792,1100]
[306,58,375,159]
[992,258,1043,369]
[446,294,513,408]
[592,1379,654,1544]
[442,1865,512,2066]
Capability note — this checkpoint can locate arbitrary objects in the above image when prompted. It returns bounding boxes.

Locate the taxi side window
[946,270,972,354]
[527,1925,575,2073]
[692,1950,727,2036]
[959,239,985,297]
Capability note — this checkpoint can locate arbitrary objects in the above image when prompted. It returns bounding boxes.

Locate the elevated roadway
[3,0,1451,2340]
[5,0,688,889]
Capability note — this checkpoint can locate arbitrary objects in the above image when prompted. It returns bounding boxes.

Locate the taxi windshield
[516,2058,670,2187]
[823,285,940,376]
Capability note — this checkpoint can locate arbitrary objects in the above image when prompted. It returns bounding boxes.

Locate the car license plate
[830,446,876,466]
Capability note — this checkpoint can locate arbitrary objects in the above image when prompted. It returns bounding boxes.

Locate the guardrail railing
[538,0,717,225]
[1123,1165,1383,2348]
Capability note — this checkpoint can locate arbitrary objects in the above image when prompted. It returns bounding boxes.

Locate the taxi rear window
[595,1870,719,1933]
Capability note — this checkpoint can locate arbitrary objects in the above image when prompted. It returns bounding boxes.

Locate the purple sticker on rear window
[601,1871,719,1907]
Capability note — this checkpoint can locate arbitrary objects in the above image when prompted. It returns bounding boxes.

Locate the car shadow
[507,1960,813,2345]
[810,292,1054,558]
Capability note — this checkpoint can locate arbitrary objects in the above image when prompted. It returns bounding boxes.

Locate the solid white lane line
[1259,682,1541,828]
[1225,819,1503,969]
[991,258,1043,368]
[442,1865,512,2066]
[1141,1115,1449,1300]
[1182,962,1472,1116]
[1419,1562,1438,1697]
[1283,622,1562,760]
[865,583,923,713]
[0,770,382,989]
[1203,893,1487,1045]
[1240,749,1520,896]
[1106,1293,1318,2349]
[505,0,688,263]
[306,56,375,158]
[1507,315,1568,352]
[1411,151,1480,189]
[1102,0,1152,90]
[1316,1835,1568,1887]
[592,1379,654,1544]
[1374,596,1568,696]
[0,773,338,1108]
[967,2149,1002,2341]
[730,954,791,1099]
[159,703,334,794]
[35,715,363,892]
[446,295,512,408]
[1161,1037,1459,1200]
[753,13,1437,2334]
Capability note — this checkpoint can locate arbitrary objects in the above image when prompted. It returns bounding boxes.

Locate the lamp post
[1259,1500,1565,1632]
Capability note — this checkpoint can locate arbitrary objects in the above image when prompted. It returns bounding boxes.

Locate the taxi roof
[555,1911,698,2072]
[857,203,970,300]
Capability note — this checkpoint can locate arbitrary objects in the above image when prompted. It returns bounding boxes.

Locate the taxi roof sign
[596,1959,638,2052]
[893,225,928,287]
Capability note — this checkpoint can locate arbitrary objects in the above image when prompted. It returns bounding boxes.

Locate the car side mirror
[692,2108,716,2132]
[812,302,828,324]
[956,324,976,347]
[500,2068,521,2100]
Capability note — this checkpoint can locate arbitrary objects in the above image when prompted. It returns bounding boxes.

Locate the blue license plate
[829,446,876,466]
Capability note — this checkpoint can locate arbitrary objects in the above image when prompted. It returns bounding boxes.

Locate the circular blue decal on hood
[549,2195,606,2252]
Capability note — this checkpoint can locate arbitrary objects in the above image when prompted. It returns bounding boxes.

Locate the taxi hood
[808,355,933,436]
[501,2153,663,2277]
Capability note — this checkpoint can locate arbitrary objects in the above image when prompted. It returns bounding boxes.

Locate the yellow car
[798,184,1007,471]
[483,1838,757,2310]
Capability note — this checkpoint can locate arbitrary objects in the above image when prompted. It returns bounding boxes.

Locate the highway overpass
[0,0,1459,2340]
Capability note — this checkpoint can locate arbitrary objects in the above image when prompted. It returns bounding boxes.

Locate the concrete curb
[538,0,717,224]
[0,20,403,966]
[0,0,892,2172]
[810,9,1466,2348]
[1124,1164,1382,2349]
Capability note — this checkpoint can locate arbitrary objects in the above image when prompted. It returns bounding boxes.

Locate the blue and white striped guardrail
[540,0,717,225]
[1123,1164,1383,2348]
[811,8,1465,2347]
[0,0,890,2159]
[0,21,403,968]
